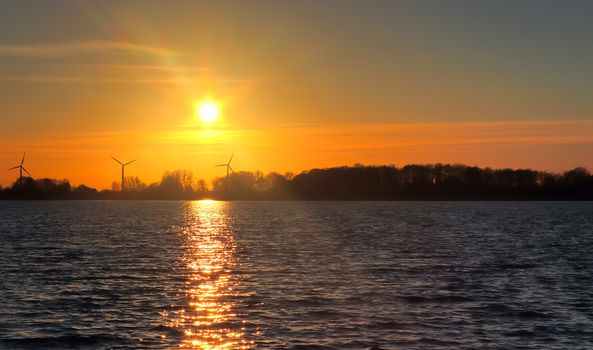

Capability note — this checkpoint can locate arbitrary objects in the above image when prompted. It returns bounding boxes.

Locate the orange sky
[1,120,592,189]
[1,2,593,189]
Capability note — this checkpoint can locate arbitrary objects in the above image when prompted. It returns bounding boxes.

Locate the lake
[0,201,592,349]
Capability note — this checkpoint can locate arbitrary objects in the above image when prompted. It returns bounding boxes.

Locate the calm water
[0,201,592,349]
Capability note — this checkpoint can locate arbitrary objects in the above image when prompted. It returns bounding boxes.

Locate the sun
[197,102,219,123]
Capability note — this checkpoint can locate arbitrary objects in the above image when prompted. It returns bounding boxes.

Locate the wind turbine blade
[111,156,123,165]
[22,167,31,176]
[21,152,26,166]
[8,165,20,170]
[124,159,137,166]
[228,152,234,164]
[214,164,227,167]
[228,166,234,173]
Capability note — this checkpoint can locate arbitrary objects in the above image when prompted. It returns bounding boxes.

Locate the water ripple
[0,201,592,349]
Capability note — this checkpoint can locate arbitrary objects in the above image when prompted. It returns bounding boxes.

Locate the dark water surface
[0,201,592,349]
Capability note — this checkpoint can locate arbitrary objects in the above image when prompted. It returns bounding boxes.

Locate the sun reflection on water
[168,200,253,349]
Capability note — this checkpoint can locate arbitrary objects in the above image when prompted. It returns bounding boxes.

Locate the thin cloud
[0,40,257,85]
[0,75,254,85]
[2,120,592,185]
[94,64,209,72]
[0,39,184,58]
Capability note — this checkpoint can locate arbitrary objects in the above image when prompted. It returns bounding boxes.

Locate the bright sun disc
[198,102,218,123]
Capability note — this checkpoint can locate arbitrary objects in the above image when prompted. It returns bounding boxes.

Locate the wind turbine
[111,156,137,192]
[8,152,31,185]
[215,152,234,192]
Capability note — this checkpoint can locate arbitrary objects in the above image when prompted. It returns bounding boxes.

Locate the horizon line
[2,162,590,191]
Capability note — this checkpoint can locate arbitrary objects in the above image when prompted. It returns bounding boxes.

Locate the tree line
[1,164,592,200]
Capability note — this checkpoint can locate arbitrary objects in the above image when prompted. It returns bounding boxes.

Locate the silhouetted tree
[196,179,209,194]
[2,164,592,200]
[124,176,147,193]
[149,170,195,199]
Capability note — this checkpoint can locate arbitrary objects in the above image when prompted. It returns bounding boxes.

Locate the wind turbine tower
[8,153,31,185]
[215,152,235,192]
[111,157,137,192]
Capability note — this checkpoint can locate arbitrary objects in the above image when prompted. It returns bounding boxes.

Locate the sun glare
[198,102,219,123]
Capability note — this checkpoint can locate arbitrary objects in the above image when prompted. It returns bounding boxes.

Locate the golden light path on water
[167,200,254,349]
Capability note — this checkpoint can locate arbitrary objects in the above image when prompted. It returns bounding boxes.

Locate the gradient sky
[1,0,593,189]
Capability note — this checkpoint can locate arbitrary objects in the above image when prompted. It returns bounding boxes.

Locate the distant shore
[2,164,592,200]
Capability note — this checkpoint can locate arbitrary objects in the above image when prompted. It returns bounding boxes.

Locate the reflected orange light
[166,200,254,349]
